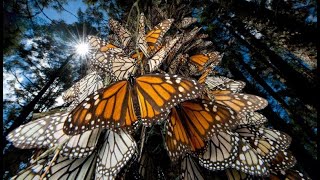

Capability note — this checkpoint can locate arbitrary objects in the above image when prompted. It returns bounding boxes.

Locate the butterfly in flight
[63,73,203,135]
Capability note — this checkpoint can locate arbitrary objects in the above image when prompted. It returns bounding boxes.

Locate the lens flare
[75,42,89,57]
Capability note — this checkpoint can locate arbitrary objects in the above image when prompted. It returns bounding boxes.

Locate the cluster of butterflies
[7,14,310,180]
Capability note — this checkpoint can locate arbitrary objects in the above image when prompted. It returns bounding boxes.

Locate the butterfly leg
[35,147,55,162]
[39,138,70,179]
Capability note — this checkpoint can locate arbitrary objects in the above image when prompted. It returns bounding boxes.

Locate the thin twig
[8,69,29,91]
[54,0,78,20]
[138,125,146,161]
[34,0,55,23]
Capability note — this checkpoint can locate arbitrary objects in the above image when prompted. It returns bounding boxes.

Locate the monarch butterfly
[177,17,198,29]
[198,130,239,171]
[11,158,48,180]
[168,53,189,74]
[109,19,132,48]
[230,138,269,176]
[90,51,136,81]
[166,27,201,63]
[12,128,136,179]
[146,18,174,54]
[207,90,268,119]
[132,18,175,60]
[165,99,238,161]
[136,13,150,58]
[181,154,204,180]
[87,35,120,53]
[235,126,292,151]
[197,63,215,84]
[90,38,180,81]
[188,52,222,76]
[87,35,106,50]
[147,36,180,72]
[238,112,267,127]
[205,76,246,93]
[96,129,137,176]
[225,169,259,180]
[62,71,104,108]
[269,150,296,172]
[7,112,101,158]
[235,126,292,165]
[63,73,203,135]
[44,153,97,179]
[270,169,310,180]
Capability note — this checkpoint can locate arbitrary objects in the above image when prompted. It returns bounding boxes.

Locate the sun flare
[75,42,90,57]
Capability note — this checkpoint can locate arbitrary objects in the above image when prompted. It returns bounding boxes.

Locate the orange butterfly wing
[166,100,238,161]
[197,64,214,84]
[165,107,191,159]
[190,54,210,71]
[132,19,174,60]
[63,80,137,135]
[100,43,117,52]
[209,90,268,118]
[189,52,221,73]
[64,74,203,135]
[135,74,203,126]
[146,19,174,53]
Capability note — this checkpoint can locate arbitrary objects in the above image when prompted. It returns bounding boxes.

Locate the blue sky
[38,0,87,24]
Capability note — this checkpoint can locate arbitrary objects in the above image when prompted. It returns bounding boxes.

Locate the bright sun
[75,42,90,57]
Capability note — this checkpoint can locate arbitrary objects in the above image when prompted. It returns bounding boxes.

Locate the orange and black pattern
[207,90,268,119]
[165,99,237,161]
[63,74,203,135]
